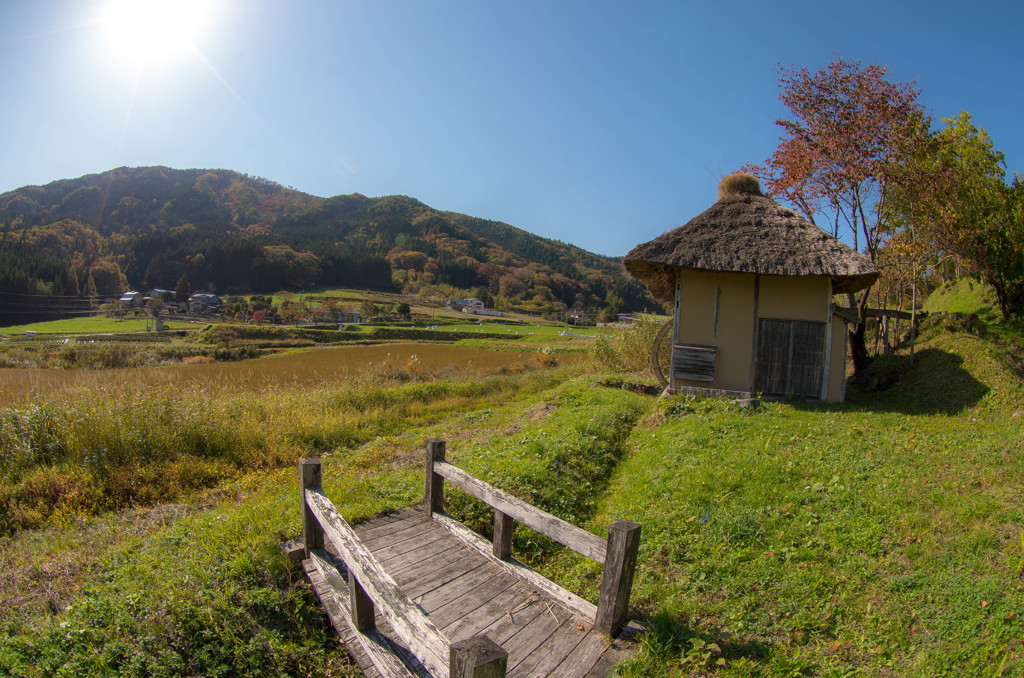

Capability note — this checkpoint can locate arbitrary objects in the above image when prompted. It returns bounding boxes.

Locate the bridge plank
[353,510,424,541]
[429,576,519,633]
[401,559,486,602]
[513,619,589,677]
[384,538,472,580]
[437,580,526,641]
[356,520,432,548]
[430,510,598,622]
[497,599,568,671]
[366,528,449,563]
[360,521,435,548]
[416,563,497,614]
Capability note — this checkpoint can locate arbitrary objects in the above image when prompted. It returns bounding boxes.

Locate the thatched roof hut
[624,174,878,299]
[623,174,878,403]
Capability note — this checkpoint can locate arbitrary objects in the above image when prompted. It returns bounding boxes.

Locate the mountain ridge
[0,166,656,322]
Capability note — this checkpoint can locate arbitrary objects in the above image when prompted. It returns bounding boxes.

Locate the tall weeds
[0,363,560,534]
[589,315,667,375]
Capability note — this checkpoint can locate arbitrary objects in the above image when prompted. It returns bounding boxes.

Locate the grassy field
[1,291,1022,676]
[0,317,194,337]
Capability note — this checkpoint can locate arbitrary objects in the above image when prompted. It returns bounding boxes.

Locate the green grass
[2,294,1023,676]
[923,278,1002,324]
[0,318,192,337]
[573,321,1024,677]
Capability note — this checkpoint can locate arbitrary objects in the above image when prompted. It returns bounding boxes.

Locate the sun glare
[101,0,212,65]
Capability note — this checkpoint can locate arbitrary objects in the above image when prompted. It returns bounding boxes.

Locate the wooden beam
[299,459,323,555]
[595,520,641,637]
[748,275,760,393]
[821,285,833,402]
[425,438,445,518]
[349,572,376,632]
[304,552,426,678]
[450,636,508,678]
[305,488,452,678]
[831,304,859,325]
[866,308,914,320]
[492,510,514,560]
[713,280,722,342]
[432,461,607,563]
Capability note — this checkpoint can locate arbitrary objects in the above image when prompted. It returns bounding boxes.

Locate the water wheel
[650,320,673,388]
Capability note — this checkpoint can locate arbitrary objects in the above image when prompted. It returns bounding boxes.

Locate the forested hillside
[0,167,655,323]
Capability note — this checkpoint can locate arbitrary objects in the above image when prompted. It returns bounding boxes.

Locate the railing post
[492,510,514,560]
[595,520,641,637]
[300,458,324,556]
[425,438,445,517]
[450,636,507,677]
[349,572,376,631]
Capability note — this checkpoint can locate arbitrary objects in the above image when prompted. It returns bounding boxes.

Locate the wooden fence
[424,438,641,638]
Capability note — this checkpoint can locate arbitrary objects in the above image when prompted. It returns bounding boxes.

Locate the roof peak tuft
[718,173,763,199]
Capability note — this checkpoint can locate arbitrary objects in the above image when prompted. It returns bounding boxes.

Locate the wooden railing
[424,438,641,638]
[300,459,508,678]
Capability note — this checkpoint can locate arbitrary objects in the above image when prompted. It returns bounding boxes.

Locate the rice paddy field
[0,342,540,406]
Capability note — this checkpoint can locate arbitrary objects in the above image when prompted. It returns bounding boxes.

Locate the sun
[100,0,213,66]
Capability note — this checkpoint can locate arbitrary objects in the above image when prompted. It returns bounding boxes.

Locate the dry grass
[0,344,565,534]
[0,343,537,406]
[718,172,763,198]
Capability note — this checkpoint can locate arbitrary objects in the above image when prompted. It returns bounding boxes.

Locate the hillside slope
[0,167,655,323]
[575,317,1024,676]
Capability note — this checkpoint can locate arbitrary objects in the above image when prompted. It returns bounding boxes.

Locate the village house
[336,309,362,325]
[624,174,877,403]
[118,291,143,309]
[188,293,221,313]
[463,307,503,317]
[445,297,485,311]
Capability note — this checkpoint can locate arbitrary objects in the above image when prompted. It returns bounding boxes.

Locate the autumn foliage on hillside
[0,167,654,322]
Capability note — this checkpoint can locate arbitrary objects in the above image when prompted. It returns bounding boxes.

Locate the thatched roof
[624,175,879,300]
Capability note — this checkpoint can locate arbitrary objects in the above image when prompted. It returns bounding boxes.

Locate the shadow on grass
[628,610,788,674]
[843,347,988,415]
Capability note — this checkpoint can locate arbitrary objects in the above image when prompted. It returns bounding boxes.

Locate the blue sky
[1,0,1021,257]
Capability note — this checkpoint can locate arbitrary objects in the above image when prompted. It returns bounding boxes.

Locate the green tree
[66,265,80,296]
[85,275,99,308]
[396,302,411,320]
[360,299,378,321]
[886,112,1023,318]
[175,274,192,304]
[471,286,493,308]
[88,261,125,296]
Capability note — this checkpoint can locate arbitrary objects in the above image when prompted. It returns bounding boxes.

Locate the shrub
[589,316,667,375]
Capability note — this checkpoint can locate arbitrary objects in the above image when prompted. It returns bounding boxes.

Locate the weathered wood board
[305,506,638,677]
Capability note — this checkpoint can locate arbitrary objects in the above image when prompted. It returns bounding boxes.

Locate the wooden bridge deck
[304,506,639,678]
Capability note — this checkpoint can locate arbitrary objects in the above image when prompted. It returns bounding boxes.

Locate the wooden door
[755,319,825,398]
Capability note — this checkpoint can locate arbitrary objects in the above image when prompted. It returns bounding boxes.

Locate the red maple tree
[745,57,929,371]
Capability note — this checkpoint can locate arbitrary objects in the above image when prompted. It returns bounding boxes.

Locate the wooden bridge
[289,439,642,677]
